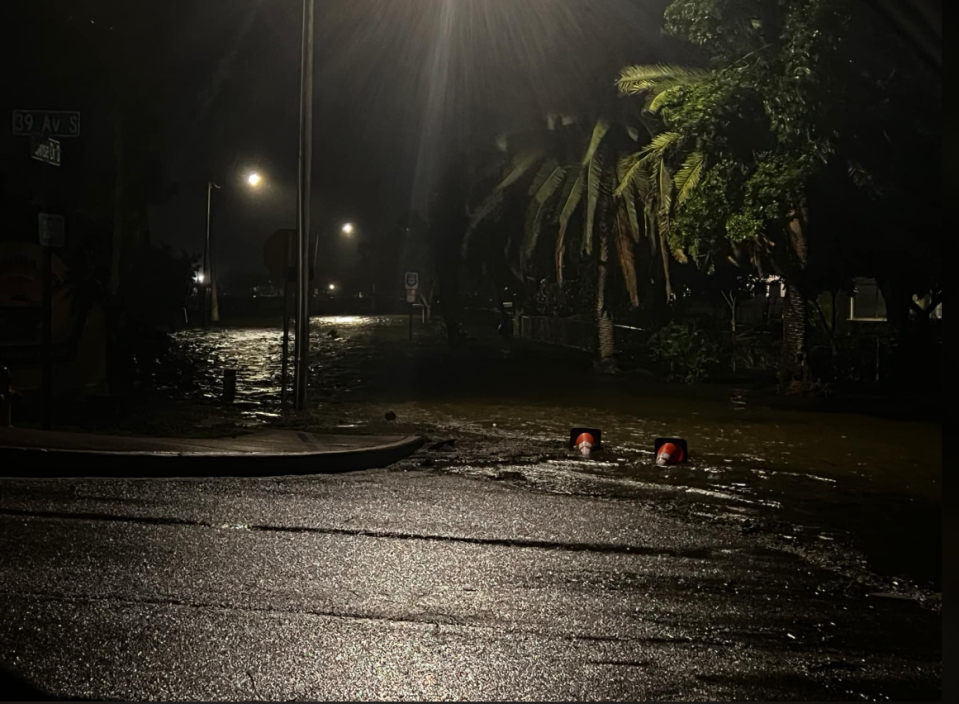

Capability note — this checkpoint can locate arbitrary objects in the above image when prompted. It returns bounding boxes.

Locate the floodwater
[155,315,941,596]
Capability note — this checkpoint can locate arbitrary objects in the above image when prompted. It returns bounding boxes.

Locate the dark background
[1,0,677,280]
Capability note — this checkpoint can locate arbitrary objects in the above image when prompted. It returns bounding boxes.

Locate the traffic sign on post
[31,137,61,166]
[405,272,419,341]
[264,229,297,279]
[38,214,65,248]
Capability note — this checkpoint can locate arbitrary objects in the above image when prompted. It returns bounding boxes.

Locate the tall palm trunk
[596,210,616,371]
[780,213,810,393]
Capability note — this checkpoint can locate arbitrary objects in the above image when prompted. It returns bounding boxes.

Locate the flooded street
[156,315,941,597]
[1,315,941,700]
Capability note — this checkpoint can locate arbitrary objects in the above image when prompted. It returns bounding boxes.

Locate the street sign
[13,110,81,138]
[38,214,65,248]
[31,136,61,167]
[264,229,296,279]
[405,271,419,290]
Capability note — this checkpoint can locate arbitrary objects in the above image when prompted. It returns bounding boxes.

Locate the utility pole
[203,180,220,328]
[294,0,315,412]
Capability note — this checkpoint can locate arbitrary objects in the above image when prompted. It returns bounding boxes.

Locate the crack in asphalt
[0,508,717,560]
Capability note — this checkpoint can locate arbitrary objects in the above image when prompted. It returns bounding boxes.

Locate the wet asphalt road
[0,470,941,701]
[0,315,942,700]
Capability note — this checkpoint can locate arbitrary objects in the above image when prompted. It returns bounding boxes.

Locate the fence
[518,316,647,356]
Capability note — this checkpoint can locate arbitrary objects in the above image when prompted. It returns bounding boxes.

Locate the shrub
[647,322,719,384]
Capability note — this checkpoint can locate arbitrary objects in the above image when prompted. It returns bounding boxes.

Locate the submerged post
[294,0,315,413]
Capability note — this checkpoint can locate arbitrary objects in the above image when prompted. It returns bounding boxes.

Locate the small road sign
[31,137,61,167]
[405,272,419,290]
[38,214,65,248]
[13,110,81,138]
[264,229,296,279]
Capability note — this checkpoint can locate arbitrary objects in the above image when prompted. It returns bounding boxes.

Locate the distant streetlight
[329,283,336,291]
[342,223,355,236]
[203,172,265,327]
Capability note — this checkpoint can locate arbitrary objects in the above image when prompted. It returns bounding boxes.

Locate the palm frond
[640,131,681,161]
[583,151,605,255]
[674,151,705,204]
[527,158,560,197]
[614,207,640,308]
[646,209,659,257]
[621,188,642,243]
[468,149,543,233]
[522,166,568,261]
[633,163,655,203]
[558,169,585,238]
[657,159,674,219]
[582,120,611,168]
[617,64,710,96]
[648,85,685,113]
[498,149,545,192]
[555,170,585,287]
[615,153,644,197]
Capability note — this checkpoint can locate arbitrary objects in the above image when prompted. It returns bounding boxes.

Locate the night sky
[3,0,676,276]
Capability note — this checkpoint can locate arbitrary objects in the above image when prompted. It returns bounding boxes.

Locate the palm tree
[467,117,646,368]
[617,64,823,388]
[615,65,712,304]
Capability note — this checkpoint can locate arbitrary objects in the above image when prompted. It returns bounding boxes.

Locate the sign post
[39,214,65,429]
[405,272,419,342]
[265,229,298,411]
[282,232,294,411]
[13,109,77,429]
[31,137,61,167]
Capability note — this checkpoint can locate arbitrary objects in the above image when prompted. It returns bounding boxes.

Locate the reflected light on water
[314,316,368,327]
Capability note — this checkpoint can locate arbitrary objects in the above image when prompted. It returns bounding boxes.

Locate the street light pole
[294,0,315,412]
[202,181,222,328]
[202,180,220,329]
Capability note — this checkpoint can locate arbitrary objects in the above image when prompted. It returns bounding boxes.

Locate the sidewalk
[0,427,424,479]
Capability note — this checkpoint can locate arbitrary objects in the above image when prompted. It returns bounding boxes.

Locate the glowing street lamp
[342,223,355,236]
[203,171,266,327]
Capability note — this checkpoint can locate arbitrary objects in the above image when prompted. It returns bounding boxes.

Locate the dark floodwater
[158,315,941,593]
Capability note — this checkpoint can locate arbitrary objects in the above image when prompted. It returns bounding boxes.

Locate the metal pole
[280,232,293,410]
[208,181,222,326]
[294,0,314,412]
[42,247,52,429]
[203,181,212,329]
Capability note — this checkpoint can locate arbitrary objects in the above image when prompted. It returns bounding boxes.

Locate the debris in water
[428,439,456,452]
[866,592,919,603]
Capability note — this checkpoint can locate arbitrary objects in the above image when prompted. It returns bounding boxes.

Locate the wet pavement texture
[0,473,941,700]
[154,315,941,592]
[0,315,941,700]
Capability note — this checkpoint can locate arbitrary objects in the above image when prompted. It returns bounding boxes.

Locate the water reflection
[155,315,940,589]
